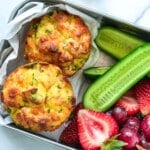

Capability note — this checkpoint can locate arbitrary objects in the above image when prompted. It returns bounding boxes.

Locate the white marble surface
[0,0,150,150]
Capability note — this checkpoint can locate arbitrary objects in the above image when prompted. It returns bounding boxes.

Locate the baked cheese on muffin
[25,10,91,76]
[2,62,75,132]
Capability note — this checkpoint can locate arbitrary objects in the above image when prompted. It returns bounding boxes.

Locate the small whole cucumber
[83,66,111,80]
[95,26,145,59]
[84,66,150,80]
[83,43,150,112]
[95,26,150,78]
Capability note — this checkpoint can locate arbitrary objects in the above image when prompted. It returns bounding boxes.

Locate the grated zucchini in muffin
[25,11,91,76]
[2,62,75,131]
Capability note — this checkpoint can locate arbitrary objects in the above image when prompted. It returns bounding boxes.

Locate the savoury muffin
[25,10,91,76]
[1,62,75,132]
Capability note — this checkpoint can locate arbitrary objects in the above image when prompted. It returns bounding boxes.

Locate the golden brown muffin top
[25,11,91,76]
[2,62,75,131]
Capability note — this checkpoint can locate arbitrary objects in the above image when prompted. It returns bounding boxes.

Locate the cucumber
[95,26,150,78]
[83,66,111,80]
[95,26,145,59]
[83,43,150,112]
[84,66,150,80]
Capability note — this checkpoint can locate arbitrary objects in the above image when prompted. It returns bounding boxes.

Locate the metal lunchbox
[0,0,150,150]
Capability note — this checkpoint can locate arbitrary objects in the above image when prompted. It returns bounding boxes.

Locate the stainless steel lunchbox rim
[1,0,150,150]
[9,0,150,33]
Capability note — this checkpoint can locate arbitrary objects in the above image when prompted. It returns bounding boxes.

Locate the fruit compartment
[0,0,149,150]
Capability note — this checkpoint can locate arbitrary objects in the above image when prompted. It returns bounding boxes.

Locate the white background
[0,0,150,150]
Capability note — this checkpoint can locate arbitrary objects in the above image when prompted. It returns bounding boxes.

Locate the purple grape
[141,115,150,141]
[119,127,140,150]
[140,134,150,149]
[112,106,127,125]
[124,117,140,132]
[105,109,112,115]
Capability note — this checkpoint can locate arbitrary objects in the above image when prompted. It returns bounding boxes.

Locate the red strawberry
[59,119,79,146]
[124,89,136,97]
[77,109,118,150]
[136,99,150,116]
[73,102,83,118]
[134,78,150,115]
[59,103,83,146]
[116,96,139,116]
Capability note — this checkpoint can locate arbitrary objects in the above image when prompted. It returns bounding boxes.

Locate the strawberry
[73,102,84,119]
[59,103,83,146]
[59,118,80,146]
[116,96,140,116]
[124,89,136,97]
[137,99,150,116]
[77,109,118,150]
[134,78,150,115]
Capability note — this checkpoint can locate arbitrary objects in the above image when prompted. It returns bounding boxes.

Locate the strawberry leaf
[101,135,127,150]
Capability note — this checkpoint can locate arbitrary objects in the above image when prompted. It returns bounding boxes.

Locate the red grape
[105,109,112,115]
[124,117,140,132]
[140,134,150,149]
[119,127,140,150]
[141,115,150,141]
[112,106,127,125]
